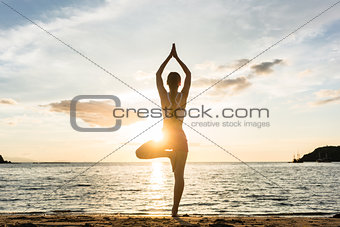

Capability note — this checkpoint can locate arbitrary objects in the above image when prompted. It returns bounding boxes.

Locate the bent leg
[136,140,170,159]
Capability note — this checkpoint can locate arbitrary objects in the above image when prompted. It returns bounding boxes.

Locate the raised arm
[172,44,191,96]
[156,51,172,97]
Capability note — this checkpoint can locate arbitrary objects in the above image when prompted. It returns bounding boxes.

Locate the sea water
[0,162,339,216]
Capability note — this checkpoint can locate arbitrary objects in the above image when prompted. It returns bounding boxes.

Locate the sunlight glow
[152,131,164,142]
[145,162,168,214]
[149,162,165,191]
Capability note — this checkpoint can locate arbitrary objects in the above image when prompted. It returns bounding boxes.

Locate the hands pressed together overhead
[170,43,179,59]
[156,42,191,100]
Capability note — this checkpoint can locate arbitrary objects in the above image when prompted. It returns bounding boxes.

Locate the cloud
[1,117,20,126]
[134,70,154,81]
[297,69,312,77]
[217,59,250,71]
[192,58,284,97]
[194,76,251,96]
[312,88,340,106]
[315,89,340,98]
[194,61,218,71]
[195,58,283,77]
[0,98,17,105]
[41,100,143,127]
[195,59,250,72]
[250,59,283,75]
[0,115,41,126]
[314,96,340,105]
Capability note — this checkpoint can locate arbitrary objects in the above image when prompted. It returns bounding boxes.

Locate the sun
[152,130,164,142]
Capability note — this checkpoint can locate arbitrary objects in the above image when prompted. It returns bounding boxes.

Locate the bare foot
[172,207,178,217]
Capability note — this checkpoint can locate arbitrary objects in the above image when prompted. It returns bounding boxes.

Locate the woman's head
[167,72,181,90]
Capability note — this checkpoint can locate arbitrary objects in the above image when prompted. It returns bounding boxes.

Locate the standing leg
[172,147,188,217]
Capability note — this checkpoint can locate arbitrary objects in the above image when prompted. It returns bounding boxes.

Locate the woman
[136,43,191,217]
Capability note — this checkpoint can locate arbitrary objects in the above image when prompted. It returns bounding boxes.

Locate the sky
[0,0,340,162]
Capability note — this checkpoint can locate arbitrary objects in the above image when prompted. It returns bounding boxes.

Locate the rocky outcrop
[300,146,340,162]
[0,155,11,163]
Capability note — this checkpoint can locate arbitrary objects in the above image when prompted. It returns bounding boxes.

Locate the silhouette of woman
[136,43,191,217]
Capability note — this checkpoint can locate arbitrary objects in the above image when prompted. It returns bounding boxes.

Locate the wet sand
[1,214,340,226]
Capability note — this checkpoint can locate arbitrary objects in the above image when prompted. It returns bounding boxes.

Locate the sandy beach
[1,214,340,226]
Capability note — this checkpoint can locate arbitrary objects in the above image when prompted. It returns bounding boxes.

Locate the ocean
[0,162,339,216]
